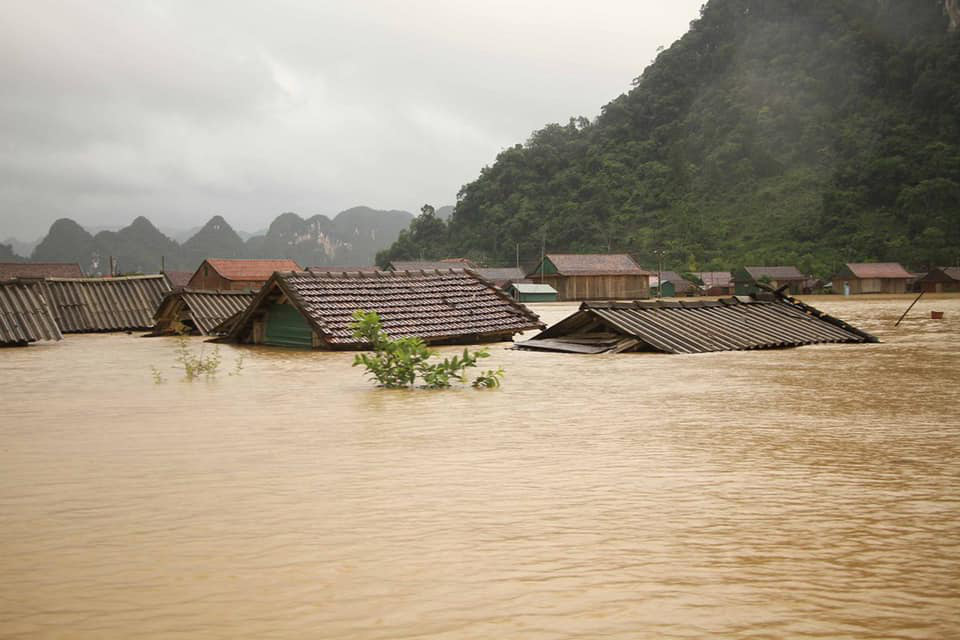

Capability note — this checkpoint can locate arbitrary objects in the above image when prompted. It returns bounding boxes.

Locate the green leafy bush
[350,310,505,389]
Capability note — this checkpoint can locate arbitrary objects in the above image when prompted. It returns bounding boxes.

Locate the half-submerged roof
[42,274,171,333]
[153,289,257,336]
[741,266,805,281]
[0,280,62,345]
[517,293,877,355]
[918,266,960,282]
[0,262,84,279]
[841,262,912,279]
[202,258,301,281]
[226,269,544,348]
[538,253,648,276]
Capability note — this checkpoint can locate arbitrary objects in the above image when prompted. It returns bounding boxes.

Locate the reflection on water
[1,295,959,639]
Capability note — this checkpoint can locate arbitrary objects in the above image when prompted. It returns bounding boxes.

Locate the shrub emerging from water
[350,310,505,389]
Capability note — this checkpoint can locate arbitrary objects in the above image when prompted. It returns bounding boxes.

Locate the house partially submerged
[655,271,698,297]
[0,262,84,279]
[152,290,256,336]
[42,274,171,333]
[832,263,913,294]
[692,271,734,296]
[508,282,559,302]
[516,291,876,354]
[526,254,650,301]
[225,269,544,349]
[917,267,960,293]
[0,280,62,346]
[733,266,806,295]
[187,259,301,291]
[473,267,527,290]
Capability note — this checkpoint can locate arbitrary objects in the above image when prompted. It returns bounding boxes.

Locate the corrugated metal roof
[0,262,84,279]
[227,269,544,348]
[511,283,558,294]
[153,289,257,335]
[540,254,649,276]
[43,275,171,333]
[518,294,876,354]
[202,259,301,281]
[0,280,62,345]
[844,262,912,279]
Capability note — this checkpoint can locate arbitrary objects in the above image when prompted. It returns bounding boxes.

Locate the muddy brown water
[1,295,959,639]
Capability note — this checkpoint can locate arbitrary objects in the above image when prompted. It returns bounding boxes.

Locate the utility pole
[516,243,520,270]
[540,231,545,283]
[653,249,665,299]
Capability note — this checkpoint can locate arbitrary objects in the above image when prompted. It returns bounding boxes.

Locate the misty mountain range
[2,206,423,274]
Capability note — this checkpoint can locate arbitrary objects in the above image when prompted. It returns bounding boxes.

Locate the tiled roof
[42,275,171,333]
[204,259,301,281]
[543,254,648,276]
[153,289,256,335]
[743,266,805,281]
[473,267,526,285]
[0,280,62,345]
[228,269,544,348]
[844,262,912,279]
[0,262,84,279]
[518,295,876,355]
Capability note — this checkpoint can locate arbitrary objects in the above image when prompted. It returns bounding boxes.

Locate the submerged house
[733,266,806,295]
[225,269,544,349]
[42,274,171,333]
[526,254,650,301]
[508,282,559,302]
[0,262,84,279]
[517,293,876,354]
[693,271,734,296]
[187,258,301,291]
[152,289,256,336]
[655,271,698,297]
[832,262,913,295]
[0,280,62,346]
[917,267,960,293]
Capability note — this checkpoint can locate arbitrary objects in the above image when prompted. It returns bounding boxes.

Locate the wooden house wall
[537,274,648,301]
[832,277,909,294]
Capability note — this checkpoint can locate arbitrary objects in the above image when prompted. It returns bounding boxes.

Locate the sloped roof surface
[154,289,256,335]
[390,260,475,271]
[845,262,912,279]
[230,269,543,346]
[473,267,526,284]
[521,296,875,354]
[544,254,648,276]
[0,262,84,279]
[693,271,733,286]
[743,266,805,281]
[43,275,171,332]
[205,259,300,281]
[944,267,960,281]
[658,271,697,292]
[511,283,557,294]
[0,280,62,345]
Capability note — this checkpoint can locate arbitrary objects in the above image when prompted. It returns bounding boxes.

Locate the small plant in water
[350,310,505,389]
[174,335,222,381]
[150,366,167,384]
[229,351,246,376]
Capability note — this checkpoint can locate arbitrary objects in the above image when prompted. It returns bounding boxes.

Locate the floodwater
[1,295,958,639]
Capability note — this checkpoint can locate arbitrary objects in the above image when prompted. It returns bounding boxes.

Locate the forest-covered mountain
[25,207,414,274]
[378,0,960,276]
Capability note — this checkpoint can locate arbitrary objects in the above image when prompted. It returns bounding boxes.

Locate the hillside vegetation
[379,0,960,276]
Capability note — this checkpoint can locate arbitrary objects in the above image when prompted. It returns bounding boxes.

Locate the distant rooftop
[0,262,84,280]
[203,259,301,281]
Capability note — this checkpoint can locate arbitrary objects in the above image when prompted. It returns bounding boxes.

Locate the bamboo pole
[894,291,924,327]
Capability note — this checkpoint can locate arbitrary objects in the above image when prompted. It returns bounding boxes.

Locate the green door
[264,303,313,348]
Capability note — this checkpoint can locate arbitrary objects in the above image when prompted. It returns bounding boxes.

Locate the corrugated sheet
[153,289,256,335]
[43,275,171,333]
[228,269,544,348]
[518,295,877,355]
[0,280,63,345]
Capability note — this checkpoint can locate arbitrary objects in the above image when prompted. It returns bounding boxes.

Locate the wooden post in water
[895,291,924,327]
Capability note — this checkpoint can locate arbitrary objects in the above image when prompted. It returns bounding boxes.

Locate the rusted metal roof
[153,289,257,335]
[202,259,301,281]
[0,262,84,279]
[742,266,805,281]
[539,253,648,276]
[226,269,544,348]
[517,293,876,355]
[842,262,912,279]
[0,280,62,345]
[42,275,171,333]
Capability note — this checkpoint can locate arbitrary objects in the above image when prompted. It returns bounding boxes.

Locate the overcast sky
[1,0,704,240]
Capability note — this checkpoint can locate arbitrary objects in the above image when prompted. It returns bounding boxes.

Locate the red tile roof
[0,262,84,279]
[203,259,301,281]
[844,262,912,279]
[542,254,649,276]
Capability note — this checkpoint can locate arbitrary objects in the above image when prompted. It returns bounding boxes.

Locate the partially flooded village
[3,0,960,638]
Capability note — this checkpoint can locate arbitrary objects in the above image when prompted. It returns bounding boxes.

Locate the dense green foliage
[381,0,960,276]
[26,207,414,274]
[350,310,504,389]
